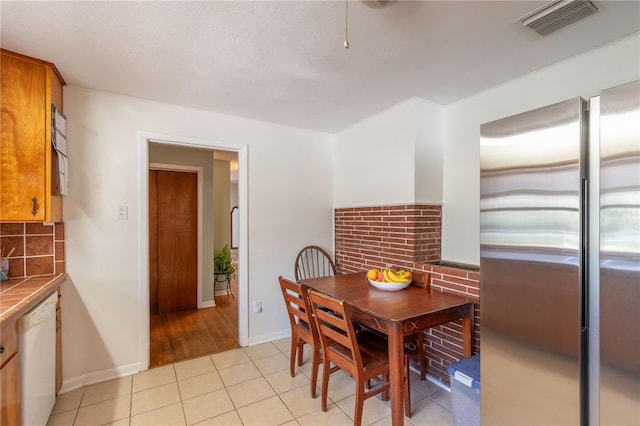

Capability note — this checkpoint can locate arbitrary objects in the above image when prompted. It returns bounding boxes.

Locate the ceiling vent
[518,0,599,37]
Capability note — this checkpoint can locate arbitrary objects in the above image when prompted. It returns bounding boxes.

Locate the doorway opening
[138,132,248,372]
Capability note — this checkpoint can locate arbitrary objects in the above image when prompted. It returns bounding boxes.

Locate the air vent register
[518,0,599,37]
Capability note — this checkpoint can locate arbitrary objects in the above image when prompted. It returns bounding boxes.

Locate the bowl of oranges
[366,268,412,291]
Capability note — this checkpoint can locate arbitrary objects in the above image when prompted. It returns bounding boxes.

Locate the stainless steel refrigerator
[480,81,639,425]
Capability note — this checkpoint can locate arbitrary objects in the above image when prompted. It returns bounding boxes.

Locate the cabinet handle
[31,196,38,216]
[0,345,4,354]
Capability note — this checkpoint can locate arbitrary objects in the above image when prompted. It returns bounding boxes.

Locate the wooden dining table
[301,272,475,426]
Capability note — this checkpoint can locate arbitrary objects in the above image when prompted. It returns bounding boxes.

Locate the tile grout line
[71,387,84,426]
[235,345,291,422]
[206,353,238,424]
[174,363,189,426]
[128,374,134,425]
[251,346,298,425]
[53,339,449,425]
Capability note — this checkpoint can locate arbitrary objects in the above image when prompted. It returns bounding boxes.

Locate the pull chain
[344,0,350,48]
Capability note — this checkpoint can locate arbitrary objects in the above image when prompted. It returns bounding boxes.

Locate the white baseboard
[425,373,451,392]
[201,300,216,308]
[59,362,142,394]
[405,359,451,392]
[247,328,290,347]
[57,330,322,395]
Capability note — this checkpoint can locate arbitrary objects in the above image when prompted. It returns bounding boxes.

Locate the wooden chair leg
[289,335,297,377]
[354,379,365,426]
[310,348,319,398]
[297,340,304,367]
[321,360,330,412]
[380,373,389,401]
[418,333,426,381]
[405,353,412,418]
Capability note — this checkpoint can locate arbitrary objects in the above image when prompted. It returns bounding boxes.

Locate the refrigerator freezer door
[599,80,640,425]
[480,98,586,425]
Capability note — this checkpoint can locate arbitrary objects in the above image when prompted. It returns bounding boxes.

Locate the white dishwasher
[18,291,58,426]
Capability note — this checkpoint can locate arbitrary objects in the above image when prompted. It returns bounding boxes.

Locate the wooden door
[149,170,198,313]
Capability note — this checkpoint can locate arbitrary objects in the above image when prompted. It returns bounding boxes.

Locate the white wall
[334,97,445,207]
[61,87,333,388]
[213,159,231,251]
[230,182,239,210]
[415,98,444,204]
[334,98,419,207]
[441,33,640,264]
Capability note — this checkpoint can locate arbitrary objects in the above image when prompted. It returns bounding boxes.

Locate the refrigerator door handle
[580,176,589,332]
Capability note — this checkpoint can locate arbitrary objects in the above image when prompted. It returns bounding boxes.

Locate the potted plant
[214,244,236,281]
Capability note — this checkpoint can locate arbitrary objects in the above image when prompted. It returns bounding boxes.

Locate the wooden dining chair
[308,289,411,425]
[278,276,321,398]
[294,245,337,281]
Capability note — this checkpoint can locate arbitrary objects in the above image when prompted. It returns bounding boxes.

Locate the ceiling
[1,1,639,133]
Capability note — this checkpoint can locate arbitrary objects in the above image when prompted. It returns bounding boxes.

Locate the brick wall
[335,203,480,386]
[0,222,65,278]
[415,262,480,384]
[335,204,442,270]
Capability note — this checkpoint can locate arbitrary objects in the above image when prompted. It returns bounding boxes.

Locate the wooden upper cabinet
[1,49,65,222]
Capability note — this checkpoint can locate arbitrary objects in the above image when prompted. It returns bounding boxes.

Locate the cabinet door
[1,53,48,221]
[0,355,20,426]
[1,50,63,222]
[0,320,20,426]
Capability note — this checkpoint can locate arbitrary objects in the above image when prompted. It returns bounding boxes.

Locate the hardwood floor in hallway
[150,277,239,368]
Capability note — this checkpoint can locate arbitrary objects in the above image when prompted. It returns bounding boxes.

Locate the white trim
[214,289,234,297]
[247,329,292,347]
[59,362,141,394]
[237,144,249,349]
[138,135,151,372]
[138,131,249,372]
[148,162,207,309]
[425,373,452,393]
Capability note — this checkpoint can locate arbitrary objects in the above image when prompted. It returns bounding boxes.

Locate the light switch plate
[118,205,128,220]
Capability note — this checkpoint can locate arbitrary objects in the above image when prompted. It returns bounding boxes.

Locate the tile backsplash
[0,222,65,279]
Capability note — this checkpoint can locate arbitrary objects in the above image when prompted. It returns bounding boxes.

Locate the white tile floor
[47,337,453,425]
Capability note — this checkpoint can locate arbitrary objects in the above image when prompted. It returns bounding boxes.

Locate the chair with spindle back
[278,276,321,398]
[294,245,337,282]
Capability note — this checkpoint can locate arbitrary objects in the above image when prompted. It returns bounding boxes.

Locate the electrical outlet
[117,205,128,220]
[253,300,262,313]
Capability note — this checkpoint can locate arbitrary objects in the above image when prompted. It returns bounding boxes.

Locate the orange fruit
[366,269,379,280]
[405,271,412,280]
